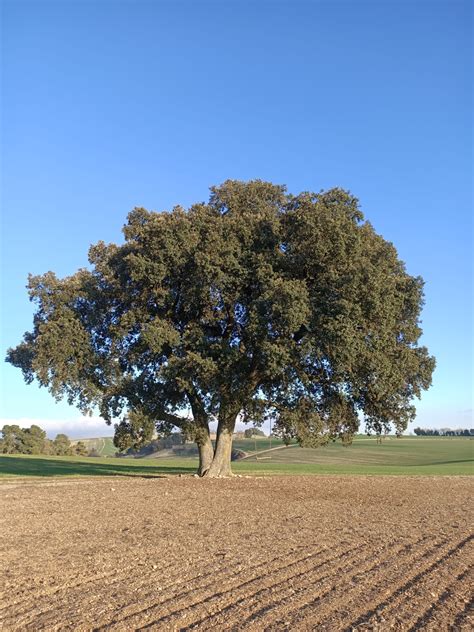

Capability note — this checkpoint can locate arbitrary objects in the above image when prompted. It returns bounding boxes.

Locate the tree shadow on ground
[0,456,196,478]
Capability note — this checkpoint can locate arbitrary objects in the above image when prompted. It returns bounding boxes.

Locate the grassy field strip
[0,455,472,477]
[0,437,472,477]
[238,443,299,459]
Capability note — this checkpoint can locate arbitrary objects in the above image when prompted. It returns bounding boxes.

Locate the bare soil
[1,476,472,631]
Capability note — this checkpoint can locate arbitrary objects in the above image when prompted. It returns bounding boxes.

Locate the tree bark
[196,431,214,476]
[203,414,237,478]
[186,392,214,477]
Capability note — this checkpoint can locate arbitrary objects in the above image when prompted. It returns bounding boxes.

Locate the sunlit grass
[0,436,472,478]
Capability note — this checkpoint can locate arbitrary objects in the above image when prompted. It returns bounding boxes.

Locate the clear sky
[1,0,472,438]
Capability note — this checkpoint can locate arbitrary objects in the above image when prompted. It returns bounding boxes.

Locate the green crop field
[74,437,116,456]
[241,436,473,465]
[0,436,472,478]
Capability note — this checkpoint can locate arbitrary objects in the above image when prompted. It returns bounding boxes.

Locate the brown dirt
[1,476,472,631]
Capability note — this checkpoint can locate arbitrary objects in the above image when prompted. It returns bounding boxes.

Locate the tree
[0,424,48,454]
[22,424,47,454]
[53,433,72,456]
[0,425,25,453]
[42,439,55,455]
[244,427,265,438]
[6,180,435,477]
[74,441,88,456]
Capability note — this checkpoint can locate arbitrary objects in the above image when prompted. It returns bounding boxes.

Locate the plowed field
[1,476,472,631]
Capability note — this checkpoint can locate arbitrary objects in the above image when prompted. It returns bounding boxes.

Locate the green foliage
[0,425,26,454]
[6,180,435,471]
[414,427,473,436]
[0,424,48,454]
[0,424,78,456]
[113,409,156,452]
[22,425,48,454]
[74,441,88,456]
[53,433,72,456]
[244,427,266,438]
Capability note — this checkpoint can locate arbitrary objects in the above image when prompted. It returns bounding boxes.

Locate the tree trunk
[196,432,214,476]
[204,415,236,478]
[186,395,213,477]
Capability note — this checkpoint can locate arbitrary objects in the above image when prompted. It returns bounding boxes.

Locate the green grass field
[1,436,472,478]
[76,435,294,457]
[73,437,117,456]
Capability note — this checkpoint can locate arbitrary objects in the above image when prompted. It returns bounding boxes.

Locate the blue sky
[1,0,472,438]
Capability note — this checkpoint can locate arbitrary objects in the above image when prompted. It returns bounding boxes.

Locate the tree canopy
[6,180,435,476]
[0,424,86,456]
[0,424,47,454]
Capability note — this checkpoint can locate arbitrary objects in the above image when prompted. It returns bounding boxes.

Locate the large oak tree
[7,181,435,476]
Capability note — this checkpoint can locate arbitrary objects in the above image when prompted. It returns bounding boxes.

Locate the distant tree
[0,424,81,455]
[74,441,88,456]
[0,425,24,453]
[6,181,435,477]
[88,448,101,457]
[244,427,265,438]
[42,439,55,455]
[53,433,72,456]
[0,424,49,454]
[412,426,473,437]
[22,425,47,454]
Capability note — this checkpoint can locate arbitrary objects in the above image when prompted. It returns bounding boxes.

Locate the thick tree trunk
[204,415,236,478]
[186,394,213,477]
[196,432,214,476]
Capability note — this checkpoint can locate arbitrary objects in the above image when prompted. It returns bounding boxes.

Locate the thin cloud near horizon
[0,416,115,439]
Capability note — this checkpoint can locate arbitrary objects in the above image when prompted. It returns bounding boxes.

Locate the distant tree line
[0,424,89,456]
[413,427,473,436]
